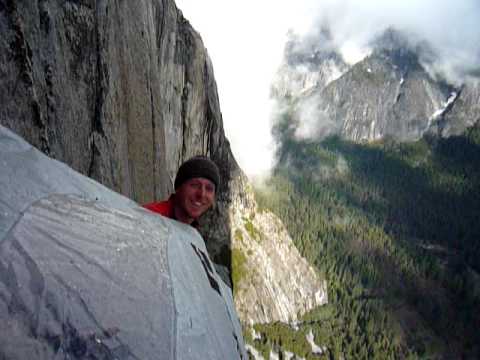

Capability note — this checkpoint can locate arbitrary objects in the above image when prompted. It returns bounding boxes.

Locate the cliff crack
[156,0,166,50]
[93,11,106,137]
[176,14,197,161]
[150,84,157,197]
[203,59,215,154]
[6,0,50,154]
[89,1,109,179]
[180,79,189,160]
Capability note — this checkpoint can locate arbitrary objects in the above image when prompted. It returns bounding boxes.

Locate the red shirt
[143,195,199,228]
[143,196,174,218]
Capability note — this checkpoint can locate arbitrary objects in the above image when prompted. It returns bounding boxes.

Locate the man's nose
[195,186,206,198]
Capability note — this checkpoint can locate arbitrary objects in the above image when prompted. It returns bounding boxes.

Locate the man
[147,155,234,289]
[144,156,220,226]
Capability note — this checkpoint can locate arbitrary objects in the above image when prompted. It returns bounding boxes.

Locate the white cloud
[295,95,338,140]
[310,0,480,82]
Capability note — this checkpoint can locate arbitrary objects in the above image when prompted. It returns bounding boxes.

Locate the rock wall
[0,0,235,270]
[440,81,480,136]
[0,0,234,204]
[319,49,450,142]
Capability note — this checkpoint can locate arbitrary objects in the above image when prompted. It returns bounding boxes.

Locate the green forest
[247,117,480,359]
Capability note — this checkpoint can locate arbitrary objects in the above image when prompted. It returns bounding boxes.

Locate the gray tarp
[0,125,246,359]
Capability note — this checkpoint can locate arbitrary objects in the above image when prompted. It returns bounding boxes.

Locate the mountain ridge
[271,27,479,144]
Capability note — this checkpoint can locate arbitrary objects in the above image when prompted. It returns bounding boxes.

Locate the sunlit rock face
[272,28,479,142]
[227,174,328,324]
[0,0,327,328]
[318,46,451,142]
[440,81,480,137]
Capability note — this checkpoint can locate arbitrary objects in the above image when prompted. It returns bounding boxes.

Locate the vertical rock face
[318,48,452,142]
[0,0,327,326]
[440,81,480,136]
[0,0,232,204]
[0,0,236,272]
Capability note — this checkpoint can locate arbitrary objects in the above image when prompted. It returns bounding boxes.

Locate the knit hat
[174,156,220,190]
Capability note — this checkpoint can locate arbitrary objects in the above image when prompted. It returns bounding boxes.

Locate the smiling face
[173,177,216,224]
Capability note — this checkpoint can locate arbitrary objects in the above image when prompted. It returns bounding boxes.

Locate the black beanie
[174,156,220,190]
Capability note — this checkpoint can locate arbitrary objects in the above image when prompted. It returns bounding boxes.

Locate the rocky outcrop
[228,174,327,324]
[319,47,452,142]
[200,168,327,325]
[439,81,480,136]
[0,0,327,327]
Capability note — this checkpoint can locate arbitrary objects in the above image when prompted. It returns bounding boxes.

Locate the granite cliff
[0,0,326,327]
[228,174,328,324]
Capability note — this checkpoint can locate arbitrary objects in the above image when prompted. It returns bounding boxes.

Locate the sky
[175,0,320,178]
[175,0,480,178]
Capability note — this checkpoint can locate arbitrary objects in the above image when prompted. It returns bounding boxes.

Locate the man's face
[174,177,215,223]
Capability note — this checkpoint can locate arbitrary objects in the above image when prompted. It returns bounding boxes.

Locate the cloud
[310,0,480,83]
[294,95,339,140]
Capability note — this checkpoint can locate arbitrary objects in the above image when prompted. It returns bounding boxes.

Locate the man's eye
[205,185,215,193]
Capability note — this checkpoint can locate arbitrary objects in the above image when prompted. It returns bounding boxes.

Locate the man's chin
[187,209,204,220]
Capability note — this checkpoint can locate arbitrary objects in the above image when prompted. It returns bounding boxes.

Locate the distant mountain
[271,28,479,143]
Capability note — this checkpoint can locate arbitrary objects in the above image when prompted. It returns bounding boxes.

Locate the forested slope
[251,118,480,359]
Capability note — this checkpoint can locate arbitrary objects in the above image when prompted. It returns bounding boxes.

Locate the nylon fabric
[0,125,246,359]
